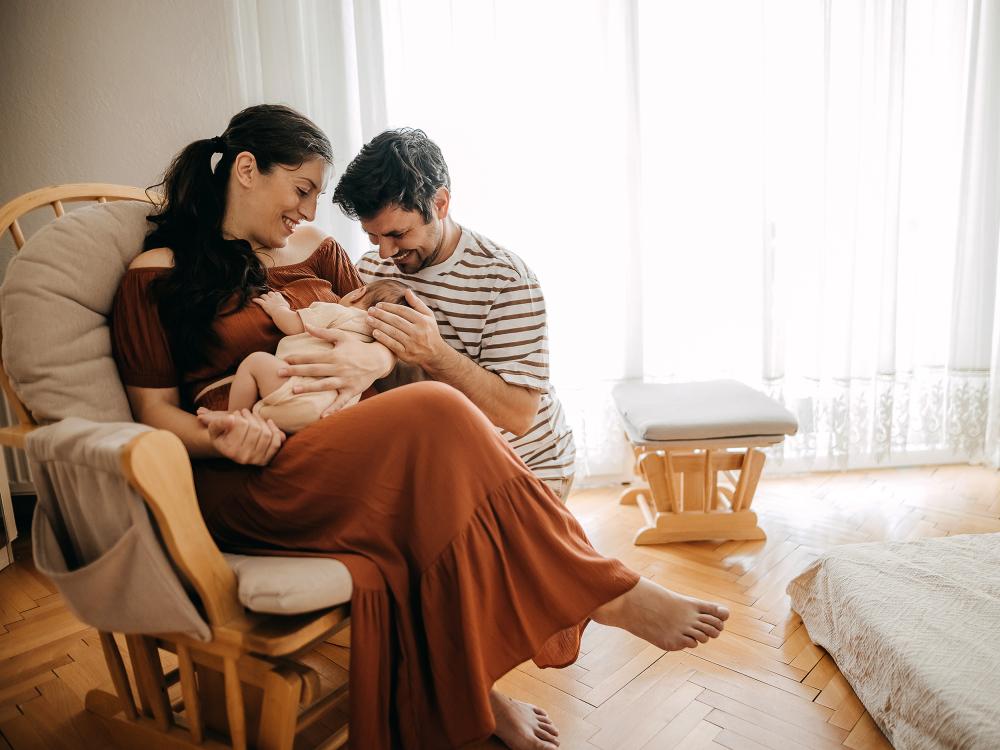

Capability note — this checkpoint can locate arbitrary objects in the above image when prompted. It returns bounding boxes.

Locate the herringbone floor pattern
[2,464,999,748]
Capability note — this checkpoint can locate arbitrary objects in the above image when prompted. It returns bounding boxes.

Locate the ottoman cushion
[613,380,798,443]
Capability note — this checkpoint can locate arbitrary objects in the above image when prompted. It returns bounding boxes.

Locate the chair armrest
[0,424,36,449]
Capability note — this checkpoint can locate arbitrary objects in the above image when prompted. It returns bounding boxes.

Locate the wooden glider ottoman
[613,380,798,545]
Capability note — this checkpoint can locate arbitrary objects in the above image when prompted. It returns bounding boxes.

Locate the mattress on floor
[787,533,1000,750]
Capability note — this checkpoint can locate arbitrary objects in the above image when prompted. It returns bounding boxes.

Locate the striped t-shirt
[357,226,576,486]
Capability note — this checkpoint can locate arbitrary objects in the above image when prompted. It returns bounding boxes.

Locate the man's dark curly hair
[333,128,450,223]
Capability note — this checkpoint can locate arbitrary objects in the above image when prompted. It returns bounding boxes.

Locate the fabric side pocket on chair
[32,504,210,640]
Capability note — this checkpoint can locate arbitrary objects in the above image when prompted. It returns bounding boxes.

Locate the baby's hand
[254,291,290,314]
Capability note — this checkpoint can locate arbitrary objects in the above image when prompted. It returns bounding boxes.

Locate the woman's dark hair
[332,128,450,223]
[145,104,332,374]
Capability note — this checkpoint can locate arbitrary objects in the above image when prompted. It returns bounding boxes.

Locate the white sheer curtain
[232,0,1000,479]
[754,0,1000,471]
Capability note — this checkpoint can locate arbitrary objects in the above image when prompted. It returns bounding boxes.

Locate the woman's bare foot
[591,577,730,651]
[490,689,560,749]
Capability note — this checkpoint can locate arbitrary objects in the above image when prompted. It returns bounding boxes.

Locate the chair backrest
[0,184,155,444]
[0,185,158,444]
[0,185,246,627]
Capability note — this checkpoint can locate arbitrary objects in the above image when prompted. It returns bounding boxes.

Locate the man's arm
[366,290,541,435]
[422,345,541,435]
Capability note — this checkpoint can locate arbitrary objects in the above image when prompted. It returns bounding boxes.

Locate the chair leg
[223,656,248,750]
[196,663,229,737]
[256,668,302,750]
[127,634,173,731]
[177,644,203,744]
[99,631,138,720]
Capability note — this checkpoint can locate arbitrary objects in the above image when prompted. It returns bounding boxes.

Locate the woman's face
[231,155,331,249]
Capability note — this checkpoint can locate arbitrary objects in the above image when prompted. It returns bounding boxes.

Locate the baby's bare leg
[228,352,290,411]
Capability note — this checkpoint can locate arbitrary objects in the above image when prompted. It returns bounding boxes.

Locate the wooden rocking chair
[0,185,352,749]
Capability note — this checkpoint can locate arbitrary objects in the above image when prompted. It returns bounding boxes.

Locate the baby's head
[339,278,410,309]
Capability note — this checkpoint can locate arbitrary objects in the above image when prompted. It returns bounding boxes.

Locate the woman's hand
[197,408,286,465]
[278,328,396,416]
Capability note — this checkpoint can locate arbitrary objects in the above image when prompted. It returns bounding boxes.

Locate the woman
[111,104,729,750]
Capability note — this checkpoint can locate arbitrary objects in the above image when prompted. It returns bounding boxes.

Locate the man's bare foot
[490,689,560,749]
[591,577,730,651]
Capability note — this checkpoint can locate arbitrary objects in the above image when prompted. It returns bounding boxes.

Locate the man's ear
[433,187,451,219]
[232,151,259,189]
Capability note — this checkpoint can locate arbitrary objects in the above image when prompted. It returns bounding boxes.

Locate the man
[332,128,576,500]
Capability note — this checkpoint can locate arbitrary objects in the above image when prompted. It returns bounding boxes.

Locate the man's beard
[414,220,445,272]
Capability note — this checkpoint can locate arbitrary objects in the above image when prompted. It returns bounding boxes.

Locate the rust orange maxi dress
[111,238,640,749]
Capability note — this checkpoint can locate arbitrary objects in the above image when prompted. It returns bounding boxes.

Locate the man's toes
[681,634,698,649]
[538,716,558,733]
[713,603,731,621]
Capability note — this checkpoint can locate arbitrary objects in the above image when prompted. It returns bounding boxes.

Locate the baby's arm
[254,291,305,335]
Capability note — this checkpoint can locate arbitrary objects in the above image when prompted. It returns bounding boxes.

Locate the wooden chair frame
[1,185,351,749]
[619,436,776,545]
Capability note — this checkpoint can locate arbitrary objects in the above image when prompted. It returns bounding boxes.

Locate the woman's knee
[397,381,480,422]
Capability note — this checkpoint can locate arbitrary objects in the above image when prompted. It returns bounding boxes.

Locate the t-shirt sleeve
[317,238,364,297]
[479,271,550,392]
[110,271,179,388]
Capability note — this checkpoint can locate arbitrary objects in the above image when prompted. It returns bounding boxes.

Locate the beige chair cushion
[1,200,352,615]
[1,201,151,424]
[614,380,799,443]
[223,553,352,614]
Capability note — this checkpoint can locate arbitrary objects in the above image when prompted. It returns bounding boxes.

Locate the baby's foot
[490,689,560,749]
[592,577,729,651]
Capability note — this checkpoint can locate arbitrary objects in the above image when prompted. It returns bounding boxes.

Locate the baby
[210,278,409,433]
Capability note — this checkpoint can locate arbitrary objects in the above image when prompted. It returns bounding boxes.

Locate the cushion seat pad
[613,380,799,444]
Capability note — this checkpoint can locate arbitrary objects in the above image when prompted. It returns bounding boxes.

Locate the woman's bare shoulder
[286,224,330,254]
[129,247,175,269]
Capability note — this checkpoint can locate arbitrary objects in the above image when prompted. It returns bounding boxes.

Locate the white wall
[0,0,238,266]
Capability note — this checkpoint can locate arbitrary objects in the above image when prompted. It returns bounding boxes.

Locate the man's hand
[367,289,453,368]
[278,329,396,416]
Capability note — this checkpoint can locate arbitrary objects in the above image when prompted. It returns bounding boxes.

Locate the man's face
[361,203,445,275]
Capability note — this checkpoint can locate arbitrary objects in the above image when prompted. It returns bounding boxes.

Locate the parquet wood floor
[2,464,998,749]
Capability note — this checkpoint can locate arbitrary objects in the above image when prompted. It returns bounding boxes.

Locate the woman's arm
[126,385,284,465]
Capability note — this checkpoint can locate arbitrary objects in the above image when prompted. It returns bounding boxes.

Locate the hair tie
[210,136,226,153]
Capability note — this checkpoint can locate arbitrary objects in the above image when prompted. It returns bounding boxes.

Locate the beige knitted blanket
[788,533,1000,750]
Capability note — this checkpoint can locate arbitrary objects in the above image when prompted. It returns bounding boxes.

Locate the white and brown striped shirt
[357,227,575,488]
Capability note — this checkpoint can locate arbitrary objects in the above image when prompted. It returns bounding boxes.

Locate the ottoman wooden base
[620,445,769,545]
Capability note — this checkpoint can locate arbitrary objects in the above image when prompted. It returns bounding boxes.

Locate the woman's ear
[232,151,258,189]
